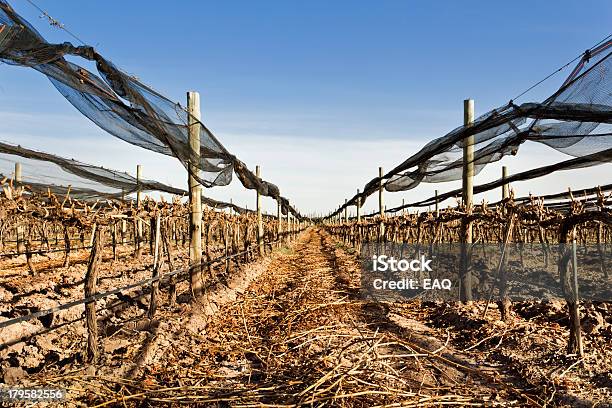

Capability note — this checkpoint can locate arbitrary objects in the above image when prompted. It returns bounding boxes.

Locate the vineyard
[1,0,611,407]
[1,181,610,406]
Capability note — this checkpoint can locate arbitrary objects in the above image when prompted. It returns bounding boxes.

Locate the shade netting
[0,1,300,218]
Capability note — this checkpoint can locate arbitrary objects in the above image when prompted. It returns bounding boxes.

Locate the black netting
[0,141,256,214]
[382,147,612,215]
[330,41,611,217]
[0,1,301,218]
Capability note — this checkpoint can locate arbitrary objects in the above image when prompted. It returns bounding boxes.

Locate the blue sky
[0,0,610,215]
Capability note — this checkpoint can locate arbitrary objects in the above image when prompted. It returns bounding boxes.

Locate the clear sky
[1,0,610,216]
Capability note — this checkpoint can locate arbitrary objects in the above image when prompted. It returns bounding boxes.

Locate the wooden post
[462,99,475,206]
[502,166,509,200]
[356,189,361,223]
[112,221,117,261]
[256,166,264,255]
[85,226,103,363]
[121,191,127,244]
[379,167,385,218]
[378,166,385,240]
[148,212,161,319]
[277,200,282,242]
[135,164,143,259]
[14,162,22,183]
[285,202,290,242]
[188,91,204,297]
[121,218,126,244]
[460,99,474,302]
[344,199,348,223]
[89,223,97,247]
[14,163,24,254]
[435,189,439,217]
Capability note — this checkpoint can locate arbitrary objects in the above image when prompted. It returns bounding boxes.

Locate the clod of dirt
[3,366,27,385]
[103,338,131,354]
[582,310,605,334]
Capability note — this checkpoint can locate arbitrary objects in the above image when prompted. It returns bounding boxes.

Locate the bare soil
[1,228,610,407]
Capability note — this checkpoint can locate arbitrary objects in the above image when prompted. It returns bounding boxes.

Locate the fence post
[134,164,143,259]
[378,166,385,240]
[256,165,264,255]
[285,202,290,241]
[344,199,348,223]
[277,199,282,243]
[188,91,204,297]
[502,166,509,200]
[460,98,474,302]
[379,167,385,217]
[89,223,97,247]
[121,190,127,244]
[85,226,103,363]
[356,189,361,223]
[14,163,24,254]
[112,220,118,261]
[14,162,22,183]
[435,189,439,217]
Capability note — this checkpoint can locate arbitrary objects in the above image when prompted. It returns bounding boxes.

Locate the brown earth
[3,227,611,407]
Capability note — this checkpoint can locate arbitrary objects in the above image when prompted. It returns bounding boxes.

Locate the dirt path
[40,227,549,407]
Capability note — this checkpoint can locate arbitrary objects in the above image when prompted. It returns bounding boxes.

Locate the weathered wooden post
[89,223,97,247]
[121,189,127,244]
[135,164,143,259]
[378,166,385,240]
[435,189,439,217]
[379,167,385,217]
[277,199,282,244]
[460,99,474,302]
[357,189,361,223]
[14,162,22,183]
[111,220,118,261]
[14,163,24,255]
[502,166,509,200]
[85,226,103,363]
[188,91,204,297]
[344,199,348,223]
[285,201,290,242]
[256,165,264,255]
